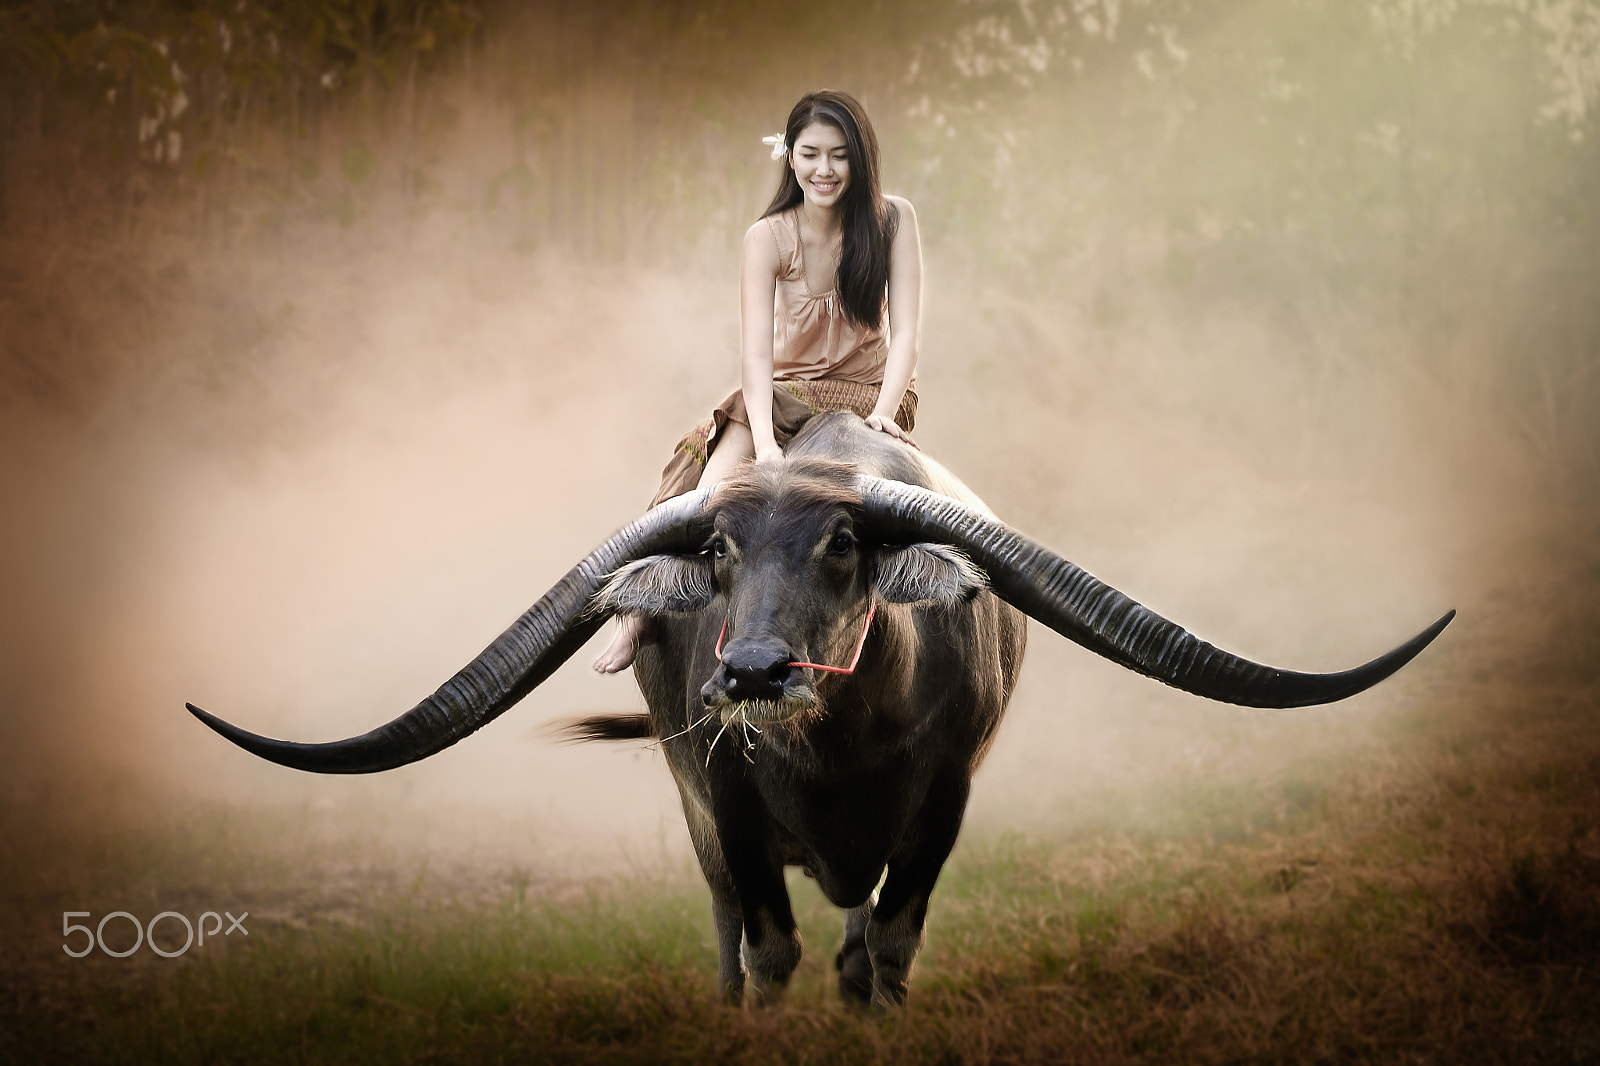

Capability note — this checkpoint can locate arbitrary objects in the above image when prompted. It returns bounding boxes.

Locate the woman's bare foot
[593,613,650,673]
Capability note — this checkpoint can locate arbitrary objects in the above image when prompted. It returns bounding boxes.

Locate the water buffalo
[187,411,1453,1008]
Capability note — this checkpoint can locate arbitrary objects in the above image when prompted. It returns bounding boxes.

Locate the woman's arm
[866,195,922,446]
[740,218,784,462]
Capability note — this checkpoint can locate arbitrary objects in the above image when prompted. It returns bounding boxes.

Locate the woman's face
[789,121,850,209]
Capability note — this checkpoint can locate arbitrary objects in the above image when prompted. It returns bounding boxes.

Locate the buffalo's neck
[753,730,936,908]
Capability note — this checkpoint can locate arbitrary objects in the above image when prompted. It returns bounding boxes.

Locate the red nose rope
[715,603,878,676]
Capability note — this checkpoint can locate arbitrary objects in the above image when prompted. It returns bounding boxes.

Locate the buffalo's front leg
[740,898,802,1005]
[681,799,747,1003]
[730,852,802,1004]
[710,893,746,1003]
[836,890,876,1006]
[867,775,970,1008]
[712,793,802,1004]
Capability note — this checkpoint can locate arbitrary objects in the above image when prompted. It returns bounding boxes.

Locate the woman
[594,89,923,673]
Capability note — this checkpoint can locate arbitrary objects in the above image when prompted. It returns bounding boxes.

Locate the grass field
[3,529,1596,1065]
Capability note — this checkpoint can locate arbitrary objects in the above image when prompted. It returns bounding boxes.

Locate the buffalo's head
[590,459,985,725]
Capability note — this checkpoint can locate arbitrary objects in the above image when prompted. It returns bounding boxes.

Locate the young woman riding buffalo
[594,89,923,673]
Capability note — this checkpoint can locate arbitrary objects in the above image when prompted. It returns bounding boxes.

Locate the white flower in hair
[762,133,787,160]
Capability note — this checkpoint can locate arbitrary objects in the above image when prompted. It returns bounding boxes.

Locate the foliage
[5,0,1597,249]
[1,0,1597,477]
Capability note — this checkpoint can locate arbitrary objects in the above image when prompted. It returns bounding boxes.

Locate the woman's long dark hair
[763,90,898,330]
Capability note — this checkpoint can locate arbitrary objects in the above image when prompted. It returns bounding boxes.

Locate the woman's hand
[755,443,785,463]
[864,413,918,449]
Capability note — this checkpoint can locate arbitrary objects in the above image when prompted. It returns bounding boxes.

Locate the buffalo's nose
[704,638,794,702]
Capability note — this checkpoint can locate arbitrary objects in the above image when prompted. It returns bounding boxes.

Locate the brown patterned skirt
[651,378,918,507]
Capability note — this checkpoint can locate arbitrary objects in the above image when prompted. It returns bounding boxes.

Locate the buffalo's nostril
[710,638,794,701]
[725,662,794,700]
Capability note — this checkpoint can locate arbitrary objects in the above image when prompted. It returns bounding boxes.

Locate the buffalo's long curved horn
[856,476,1452,708]
[186,486,717,773]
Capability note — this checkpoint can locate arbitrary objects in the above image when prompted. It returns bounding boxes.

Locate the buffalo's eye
[709,536,728,560]
[828,529,856,556]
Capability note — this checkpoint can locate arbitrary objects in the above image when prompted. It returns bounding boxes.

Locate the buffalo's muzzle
[703,636,797,704]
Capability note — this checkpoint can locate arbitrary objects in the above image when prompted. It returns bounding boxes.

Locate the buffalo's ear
[591,554,717,615]
[873,543,987,606]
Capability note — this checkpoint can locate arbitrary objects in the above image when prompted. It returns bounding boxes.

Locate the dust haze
[1,1,1596,891]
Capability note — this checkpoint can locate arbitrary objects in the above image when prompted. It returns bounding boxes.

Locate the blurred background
[0,0,1596,889]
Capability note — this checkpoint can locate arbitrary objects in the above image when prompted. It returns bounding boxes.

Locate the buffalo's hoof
[747,978,790,1008]
[870,978,910,1012]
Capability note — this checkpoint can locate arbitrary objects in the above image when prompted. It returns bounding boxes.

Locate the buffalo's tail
[550,713,655,743]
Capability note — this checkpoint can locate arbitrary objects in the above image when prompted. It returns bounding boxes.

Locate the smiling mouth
[810,181,839,193]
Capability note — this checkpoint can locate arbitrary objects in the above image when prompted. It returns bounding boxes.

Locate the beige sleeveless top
[766,207,906,386]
